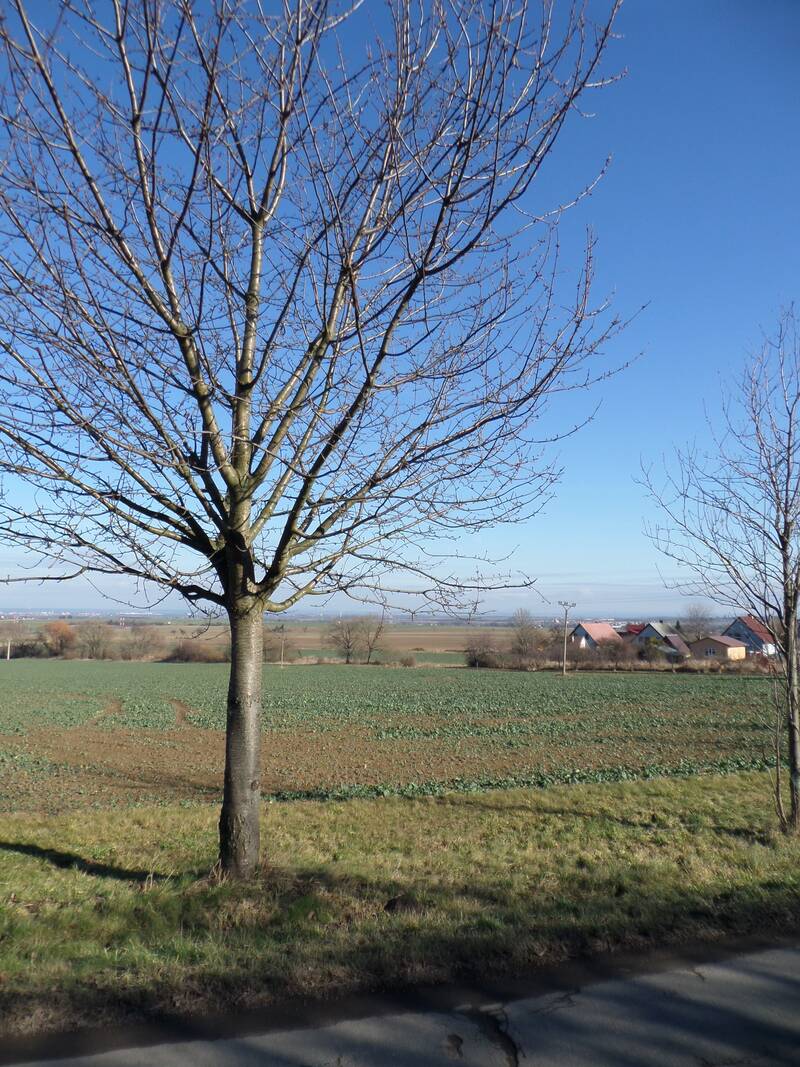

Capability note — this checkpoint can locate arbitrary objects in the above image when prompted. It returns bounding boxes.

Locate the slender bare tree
[644,308,800,831]
[679,602,712,643]
[510,607,538,666]
[360,614,386,665]
[0,0,622,876]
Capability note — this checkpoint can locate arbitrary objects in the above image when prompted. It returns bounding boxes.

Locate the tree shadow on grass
[433,794,776,845]
[0,840,170,882]
[2,860,800,1066]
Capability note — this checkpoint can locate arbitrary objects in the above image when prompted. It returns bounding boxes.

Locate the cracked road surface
[6,947,800,1066]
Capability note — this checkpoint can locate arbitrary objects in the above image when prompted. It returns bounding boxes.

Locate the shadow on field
[2,839,800,1050]
[0,840,168,882]
[537,807,776,846]
[5,948,800,1067]
[432,795,777,846]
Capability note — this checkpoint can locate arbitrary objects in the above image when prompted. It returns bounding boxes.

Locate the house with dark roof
[569,622,622,650]
[723,615,777,656]
[688,635,747,660]
[629,621,690,660]
[663,633,691,659]
[634,621,673,644]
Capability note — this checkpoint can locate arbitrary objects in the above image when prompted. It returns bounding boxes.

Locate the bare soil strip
[92,697,124,724]
[171,700,195,728]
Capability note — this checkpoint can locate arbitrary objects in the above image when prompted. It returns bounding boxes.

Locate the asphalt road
[6,945,800,1066]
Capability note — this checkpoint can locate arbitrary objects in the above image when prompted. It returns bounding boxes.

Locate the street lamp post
[558,600,576,677]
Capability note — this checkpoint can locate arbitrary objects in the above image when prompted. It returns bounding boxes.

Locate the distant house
[688,635,747,661]
[723,615,777,656]
[569,622,622,650]
[630,621,690,660]
[633,621,673,645]
[663,633,691,659]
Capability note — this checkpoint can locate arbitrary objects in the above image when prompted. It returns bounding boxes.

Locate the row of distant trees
[0,616,394,665]
[0,619,173,661]
[0,619,229,663]
[0,609,730,667]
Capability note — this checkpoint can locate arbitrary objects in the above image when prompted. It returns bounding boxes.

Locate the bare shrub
[567,644,595,671]
[42,620,77,657]
[78,622,112,660]
[361,616,387,665]
[0,619,23,659]
[596,638,636,670]
[10,635,49,658]
[640,637,667,664]
[166,639,229,664]
[325,619,366,664]
[510,609,538,668]
[680,603,713,643]
[118,626,164,661]
[465,633,504,669]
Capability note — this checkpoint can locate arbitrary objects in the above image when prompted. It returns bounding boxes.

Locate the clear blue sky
[1,0,798,618]
[473,0,800,619]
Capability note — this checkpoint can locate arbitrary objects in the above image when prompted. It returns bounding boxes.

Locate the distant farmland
[0,661,774,813]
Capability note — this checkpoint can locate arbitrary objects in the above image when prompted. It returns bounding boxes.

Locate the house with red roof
[722,615,777,656]
[569,621,622,650]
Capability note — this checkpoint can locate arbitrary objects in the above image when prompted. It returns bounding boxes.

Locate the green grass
[1,771,798,1039]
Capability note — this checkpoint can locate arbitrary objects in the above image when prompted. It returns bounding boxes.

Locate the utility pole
[558,600,576,677]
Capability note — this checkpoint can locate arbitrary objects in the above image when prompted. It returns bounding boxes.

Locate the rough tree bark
[220,600,264,878]
[783,591,800,829]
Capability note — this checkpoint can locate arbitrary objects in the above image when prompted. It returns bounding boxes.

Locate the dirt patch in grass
[171,699,195,728]
[93,697,124,724]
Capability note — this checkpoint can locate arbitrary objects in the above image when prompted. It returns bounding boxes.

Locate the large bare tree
[0,0,621,876]
[644,308,800,831]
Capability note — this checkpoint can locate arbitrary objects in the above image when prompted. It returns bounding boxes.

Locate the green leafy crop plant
[0,662,778,805]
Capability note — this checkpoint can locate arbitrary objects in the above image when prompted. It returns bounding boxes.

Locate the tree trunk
[785,608,800,831]
[219,602,264,877]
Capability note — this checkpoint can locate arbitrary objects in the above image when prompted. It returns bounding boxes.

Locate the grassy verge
[1,770,799,1039]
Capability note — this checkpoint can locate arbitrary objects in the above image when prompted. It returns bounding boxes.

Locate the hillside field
[0,661,777,813]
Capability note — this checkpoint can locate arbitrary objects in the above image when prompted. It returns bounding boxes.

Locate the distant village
[569,615,777,661]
